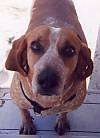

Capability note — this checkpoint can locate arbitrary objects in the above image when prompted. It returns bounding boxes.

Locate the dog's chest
[10,73,87,116]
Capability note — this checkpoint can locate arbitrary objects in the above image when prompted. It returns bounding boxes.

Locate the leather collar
[20,81,51,114]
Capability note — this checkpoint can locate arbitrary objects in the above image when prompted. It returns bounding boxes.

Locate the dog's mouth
[31,79,74,109]
[31,63,71,107]
[37,82,60,96]
[20,79,76,114]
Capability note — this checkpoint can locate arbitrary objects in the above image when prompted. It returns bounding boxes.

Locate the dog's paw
[19,122,36,135]
[54,117,70,135]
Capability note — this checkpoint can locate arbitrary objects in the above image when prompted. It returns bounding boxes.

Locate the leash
[20,81,51,114]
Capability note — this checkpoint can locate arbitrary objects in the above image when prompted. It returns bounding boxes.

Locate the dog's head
[5,25,93,96]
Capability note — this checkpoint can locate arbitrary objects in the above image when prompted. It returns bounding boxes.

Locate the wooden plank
[68,104,100,132]
[0,130,18,135]
[0,135,99,138]
[0,136,40,138]
[40,136,100,138]
[0,130,100,137]
[84,93,100,103]
[88,28,100,93]
[0,100,21,129]
[39,131,100,137]
[0,131,100,137]
[67,132,100,137]
[0,100,100,133]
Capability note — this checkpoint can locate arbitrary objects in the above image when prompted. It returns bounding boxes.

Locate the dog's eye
[60,44,76,58]
[31,41,43,54]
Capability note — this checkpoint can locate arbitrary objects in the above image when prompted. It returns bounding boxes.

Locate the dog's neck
[18,73,86,115]
[19,73,76,107]
[19,72,86,115]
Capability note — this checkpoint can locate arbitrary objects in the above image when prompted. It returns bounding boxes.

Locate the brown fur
[5,0,93,135]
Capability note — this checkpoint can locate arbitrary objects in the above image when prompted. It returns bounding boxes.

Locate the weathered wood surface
[0,135,99,138]
[0,92,100,137]
[88,27,100,93]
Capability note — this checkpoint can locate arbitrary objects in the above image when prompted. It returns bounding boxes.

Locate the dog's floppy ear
[5,35,28,76]
[75,43,93,80]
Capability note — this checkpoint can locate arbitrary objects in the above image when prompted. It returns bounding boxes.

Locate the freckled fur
[5,0,93,135]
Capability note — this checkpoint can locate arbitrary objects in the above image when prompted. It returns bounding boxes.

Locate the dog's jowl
[5,0,93,135]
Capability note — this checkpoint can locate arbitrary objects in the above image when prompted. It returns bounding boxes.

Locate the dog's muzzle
[37,67,60,96]
[32,47,67,97]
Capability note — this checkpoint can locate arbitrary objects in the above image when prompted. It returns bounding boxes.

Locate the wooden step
[0,94,100,137]
[0,135,100,138]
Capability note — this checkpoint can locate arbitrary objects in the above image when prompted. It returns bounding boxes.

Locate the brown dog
[5,0,93,135]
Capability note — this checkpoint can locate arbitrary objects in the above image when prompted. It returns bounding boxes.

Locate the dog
[5,0,93,135]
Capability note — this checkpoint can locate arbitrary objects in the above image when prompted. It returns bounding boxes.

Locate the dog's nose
[37,67,59,95]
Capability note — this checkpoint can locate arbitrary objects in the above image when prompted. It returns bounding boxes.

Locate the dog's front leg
[55,112,70,135]
[19,108,36,135]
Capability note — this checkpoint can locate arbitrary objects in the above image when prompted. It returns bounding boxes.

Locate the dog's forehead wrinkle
[50,27,61,47]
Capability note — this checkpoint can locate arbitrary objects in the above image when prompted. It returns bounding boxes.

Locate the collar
[20,81,51,114]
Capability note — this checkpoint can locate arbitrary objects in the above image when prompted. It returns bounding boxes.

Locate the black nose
[37,67,59,95]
